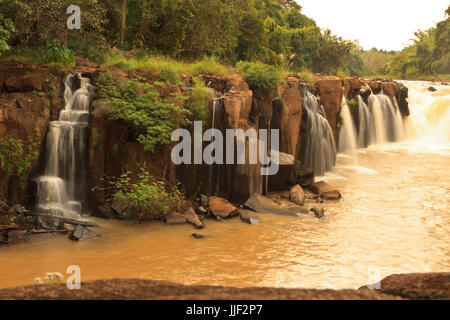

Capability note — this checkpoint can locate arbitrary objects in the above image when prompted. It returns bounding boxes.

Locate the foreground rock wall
[0,60,62,204]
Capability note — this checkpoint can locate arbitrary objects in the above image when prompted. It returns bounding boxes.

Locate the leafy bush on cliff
[94,169,186,220]
[186,77,212,123]
[0,13,13,55]
[96,72,191,152]
[0,129,40,199]
[236,61,283,89]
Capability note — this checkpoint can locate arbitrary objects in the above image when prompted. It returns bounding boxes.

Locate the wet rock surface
[209,197,240,219]
[1,273,447,300]
[289,185,305,206]
[244,193,298,217]
[182,207,204,229]
[164,212,187,225]
[309,181,341,200]
[239,210,260,225]
[69,225,98,241]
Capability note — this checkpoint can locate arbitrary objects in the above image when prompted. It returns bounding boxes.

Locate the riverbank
[0,273,448,300]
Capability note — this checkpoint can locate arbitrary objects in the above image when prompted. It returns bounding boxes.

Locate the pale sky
[296,0,449,51]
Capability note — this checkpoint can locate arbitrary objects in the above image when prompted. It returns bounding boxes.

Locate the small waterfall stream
[35,74,93,218]
[300,91,337,176]
[337,97,358,160]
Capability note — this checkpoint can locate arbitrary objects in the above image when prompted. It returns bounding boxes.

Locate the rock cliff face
[0,59,410,208]
[0,60,62,204]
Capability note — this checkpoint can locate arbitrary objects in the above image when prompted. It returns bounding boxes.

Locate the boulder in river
[209,197,240,219]
[244,193,298,217]
[309,181,341,200]
[97,205,120,220]
[69,225,98,241]
[428,86,437,92]
[191,233,207,239]
[239,210,260,225]
[309,207,325,219]
[164,211,187,225]
[182,207,204,229]
[289,185,305,205]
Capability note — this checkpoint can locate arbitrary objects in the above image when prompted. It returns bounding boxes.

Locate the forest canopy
[0,0,363,76]
[0,1,448,80]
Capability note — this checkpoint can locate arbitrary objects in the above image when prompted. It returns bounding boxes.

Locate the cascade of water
[355,95,373,148]
[209,99,219,196]
[36,74,92,218]
[338,97,358,160]
[403,82,450,143]
[368,94,387,144]
[300,91,336,176]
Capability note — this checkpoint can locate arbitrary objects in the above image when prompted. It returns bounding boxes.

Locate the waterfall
[36,74,93,218]
[300,91,336,176]
[368,94,387,144]
[209,98,219,196]
[355,95,373,148]
[403,82,450,143]
[337,97,358,160]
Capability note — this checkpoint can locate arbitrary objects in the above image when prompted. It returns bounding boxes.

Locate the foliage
[236,61,283,89]
[0,11,14,55]
[96,71,191,152]
[0,128,40,195]
[383,5,450,80]
[186,77,212,122]
[103,51,232,77]
[1,0,364,76]
[94,169,186,220]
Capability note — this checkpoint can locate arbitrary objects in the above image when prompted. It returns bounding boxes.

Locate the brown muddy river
[0,82,449,290]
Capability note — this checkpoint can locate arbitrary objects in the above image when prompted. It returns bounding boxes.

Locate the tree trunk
[120,0,127,48]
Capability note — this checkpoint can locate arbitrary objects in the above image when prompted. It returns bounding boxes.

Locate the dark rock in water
[164,211,187,225]
[239,210,260,225]
[309,181,341,200]
[209,197,240,219]
[69,225,98,241]
[428,86,437,92]
[7,204,27,215]
[97,205,119,219]
[309,207,325,219]
[37,216,64,230]
[7,230,27,243]
[25,232,55,243]
[244,193,298,217]
[289,185,305,205]
[111,198,129,216]
[0,233,7,244]
[191,233,207,239]
[291,162,314,187]
[183,207,204,229]
[283,202,309,214]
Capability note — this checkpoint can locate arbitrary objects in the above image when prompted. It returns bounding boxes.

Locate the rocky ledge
[0,273,448,300]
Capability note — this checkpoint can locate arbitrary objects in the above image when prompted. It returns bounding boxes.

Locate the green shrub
[236,61,283,89]
[0,128,40,196]
[160,65,181,85]
[297,69,314,86]
[94,169,186,220]
[96,72,191,152]
[186,77,212,122]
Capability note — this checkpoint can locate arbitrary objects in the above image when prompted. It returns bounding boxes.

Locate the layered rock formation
[0,59,410,210]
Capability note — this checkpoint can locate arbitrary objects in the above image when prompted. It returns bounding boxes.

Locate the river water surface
[0,81,448,290]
